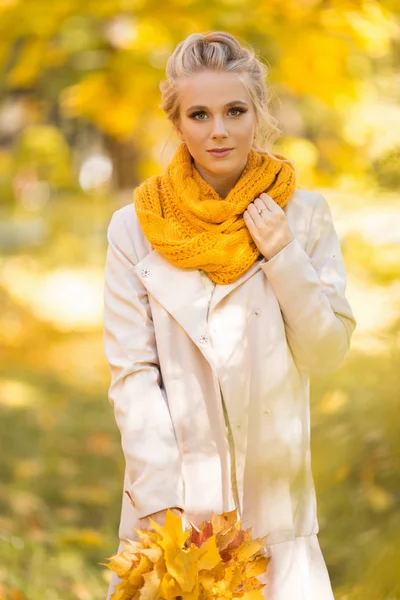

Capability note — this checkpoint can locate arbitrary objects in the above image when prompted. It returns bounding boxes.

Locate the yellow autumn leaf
[240,590,264,600]
[215,526,240,552]
[198,571,216,592]
[125,539,146,553]
[149,510,195,591]
[233,539,265,563]
[154,555,167,580]
[198,561,226,592]
[217,527,247,559]
[159,572,182,600]
[245,555,270,578]
[165,536,221,593]
[104,545,139,578]
[195,535,221,571]
[138,569,161,600]
[168,551,196,591]
[111,579,140,600]
[211,509,238,534]
[181,581,201,600]
[148,507,190,548]
[107,508,270,600]
[211,564,241,597]
[110,582,128,600]
[140,546,163,563]
[240,575,266,593]
[127,554,153,581]
[134,528,160,546]
[127,574,144,593]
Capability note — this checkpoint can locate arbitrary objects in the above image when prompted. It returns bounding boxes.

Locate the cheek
[238,115,256,134]
[185,124,207,141]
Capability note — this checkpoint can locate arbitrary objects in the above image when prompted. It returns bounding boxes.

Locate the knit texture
[133,142,297,284]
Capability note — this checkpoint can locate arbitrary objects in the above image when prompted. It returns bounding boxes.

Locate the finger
[139,516,162,531]
[138,520,151,531]
[243,210,259,236]
[254,197,270,216]
[259,193,283,213]
[247,203,265,228]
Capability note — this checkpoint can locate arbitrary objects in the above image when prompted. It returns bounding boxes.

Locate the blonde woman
[103,31,356,599]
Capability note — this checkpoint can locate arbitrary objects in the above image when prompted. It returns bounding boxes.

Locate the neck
[193,158,248,199]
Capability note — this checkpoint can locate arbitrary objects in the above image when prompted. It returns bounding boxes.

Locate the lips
[208,148,234,157]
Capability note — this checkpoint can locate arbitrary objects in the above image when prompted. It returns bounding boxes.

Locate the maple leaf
[135,528,160,546]
[240,591,264,600]
[211,509,238,534]
[219,528,247,561]
[214,563,243,596]
[106,508,270,600]
[245,556,270,578]
[214,525,240,553]
[140,546,163,563]
[138,569,161,600]
[148,509,190,551]
[128,554,153,580]
[103,541,140,578]
[159,572,182,600]
[109,582,129,600]
[234,539,266,563]
[164,536,220,593]
[239,579,265,595]
[187,520,213,548]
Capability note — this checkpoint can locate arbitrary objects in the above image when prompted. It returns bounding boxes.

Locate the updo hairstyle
[159,31,283,155]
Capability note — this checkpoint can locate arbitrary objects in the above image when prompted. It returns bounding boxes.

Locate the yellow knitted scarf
[133,142,296,284]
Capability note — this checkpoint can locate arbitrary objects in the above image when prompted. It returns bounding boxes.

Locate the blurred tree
[0,0,398,188]
[13,124,74,189]
[373,147,400,189]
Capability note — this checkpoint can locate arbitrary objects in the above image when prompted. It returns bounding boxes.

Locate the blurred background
[0,0,399,598]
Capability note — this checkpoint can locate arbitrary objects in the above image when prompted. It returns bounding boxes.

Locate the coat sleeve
[103,209,184,518]
[261,193,356,377]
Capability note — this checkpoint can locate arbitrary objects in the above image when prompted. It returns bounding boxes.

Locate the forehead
[177,70,250,110]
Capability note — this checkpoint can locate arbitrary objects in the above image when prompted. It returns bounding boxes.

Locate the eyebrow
[185,100,249,113]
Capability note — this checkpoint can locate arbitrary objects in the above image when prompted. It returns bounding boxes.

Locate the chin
[207,163,234,174]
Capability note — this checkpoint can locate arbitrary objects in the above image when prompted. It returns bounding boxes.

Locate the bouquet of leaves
[103,507,270,600]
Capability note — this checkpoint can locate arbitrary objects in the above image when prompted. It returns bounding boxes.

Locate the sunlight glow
[79,155,113,191]
[0,261,104,331]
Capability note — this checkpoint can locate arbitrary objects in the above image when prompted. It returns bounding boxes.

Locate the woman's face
[174,70,257,183]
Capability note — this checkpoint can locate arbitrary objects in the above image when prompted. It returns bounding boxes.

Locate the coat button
[141,268,151,277]
[198,334,209,345]
[254,309,260,318]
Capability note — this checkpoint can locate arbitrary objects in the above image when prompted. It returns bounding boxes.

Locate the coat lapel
[134,250,265,367]
[134,250,215,366]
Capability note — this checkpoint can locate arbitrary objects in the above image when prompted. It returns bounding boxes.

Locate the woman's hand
[139,507,183,531]
[244,193,294,261]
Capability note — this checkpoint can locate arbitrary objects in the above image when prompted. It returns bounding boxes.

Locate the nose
[211,117,228,138]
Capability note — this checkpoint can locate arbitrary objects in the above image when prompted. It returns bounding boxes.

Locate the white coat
[102,189,356,598]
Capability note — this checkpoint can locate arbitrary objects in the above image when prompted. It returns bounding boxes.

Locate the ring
[258,207,267,215]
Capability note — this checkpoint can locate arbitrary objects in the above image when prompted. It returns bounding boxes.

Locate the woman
[103,31,356,599]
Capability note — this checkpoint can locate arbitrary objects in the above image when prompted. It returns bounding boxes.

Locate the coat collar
[133,251,264,366]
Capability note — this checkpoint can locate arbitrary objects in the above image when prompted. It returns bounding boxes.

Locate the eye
[190,111,207,120]
[189,107,247,120]
[229,108,246,116]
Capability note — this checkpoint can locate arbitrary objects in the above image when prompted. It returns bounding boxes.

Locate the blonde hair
[159,31,285,158]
